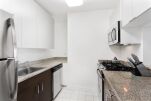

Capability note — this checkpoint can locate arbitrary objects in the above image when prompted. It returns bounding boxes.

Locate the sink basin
[18,67,43,76]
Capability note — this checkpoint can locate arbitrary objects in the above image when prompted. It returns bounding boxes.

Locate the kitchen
[0,0,151,101]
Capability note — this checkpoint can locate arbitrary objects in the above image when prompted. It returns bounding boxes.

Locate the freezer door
[0,59,18,101]
[0,10,16,59]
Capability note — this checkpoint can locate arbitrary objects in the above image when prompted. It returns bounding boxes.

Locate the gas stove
[98,60,142,76]
[101,62,133,71]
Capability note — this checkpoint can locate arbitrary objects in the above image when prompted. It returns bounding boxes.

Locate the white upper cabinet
[121,0,133,27]
[21,15,38,48]
[0,0,54,49]
[121,0,151,27]
[133,0,151,19]
[14,0,54,49]
[36,15,54,49]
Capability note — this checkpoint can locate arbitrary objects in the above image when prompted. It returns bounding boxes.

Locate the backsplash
[120,44,143,61]
[17,48,53,63]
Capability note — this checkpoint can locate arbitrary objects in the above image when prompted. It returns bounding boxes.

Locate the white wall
[143,27,151,66]
[52,16,67,57]
[120,45,143,61]
[0,0,54,62]
[65,10,121,92]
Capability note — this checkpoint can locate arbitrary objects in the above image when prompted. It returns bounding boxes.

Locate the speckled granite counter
[18,57,67,83]
[103,71,151,101]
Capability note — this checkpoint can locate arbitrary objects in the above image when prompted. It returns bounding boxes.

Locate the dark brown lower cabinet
[17,69,53,101]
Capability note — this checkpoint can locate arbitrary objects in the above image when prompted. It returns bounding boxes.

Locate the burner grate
[102,62,133,71]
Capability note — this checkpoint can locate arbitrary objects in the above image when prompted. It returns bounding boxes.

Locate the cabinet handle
[42,83,44,92]
[37,85,40,95]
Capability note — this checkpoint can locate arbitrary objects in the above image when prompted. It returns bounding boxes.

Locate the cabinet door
[21,16,38,48]
[36,15,54,49]
[39,70,53,101]
[18,70,53,101]
[133,0,151,18]
[121,0,133,27]
[17,84,39,101]
[17,75,40,101]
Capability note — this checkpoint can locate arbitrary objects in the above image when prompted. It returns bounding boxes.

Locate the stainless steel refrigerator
[0,10,18,101]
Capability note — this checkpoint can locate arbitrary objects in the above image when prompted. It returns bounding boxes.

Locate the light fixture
[65,0,83,7]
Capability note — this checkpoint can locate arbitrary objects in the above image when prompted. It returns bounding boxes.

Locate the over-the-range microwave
[108,21,121,45]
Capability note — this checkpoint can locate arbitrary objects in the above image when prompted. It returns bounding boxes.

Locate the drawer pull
[37,85,40,94]
[42,83,44,92]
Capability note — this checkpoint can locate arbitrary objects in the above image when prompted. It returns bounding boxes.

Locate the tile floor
[54,87,99,101]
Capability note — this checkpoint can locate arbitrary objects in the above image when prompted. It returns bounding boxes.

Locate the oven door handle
[97,69,104,81]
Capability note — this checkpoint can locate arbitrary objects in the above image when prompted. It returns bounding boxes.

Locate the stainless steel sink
[18,67,43,76]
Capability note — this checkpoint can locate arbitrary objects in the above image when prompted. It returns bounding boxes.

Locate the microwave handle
[111,28,116,42]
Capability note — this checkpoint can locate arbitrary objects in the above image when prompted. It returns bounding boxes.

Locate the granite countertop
[18,57,67,83]
[103,70,151,101]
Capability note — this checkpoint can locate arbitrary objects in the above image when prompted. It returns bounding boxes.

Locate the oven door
[109,21,121,45]
[108,27,119,45]
[97,69,104,101]
[111,27,119,44]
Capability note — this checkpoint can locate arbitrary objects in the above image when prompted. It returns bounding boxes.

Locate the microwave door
[112,28,118,44]
[0,10,15,59]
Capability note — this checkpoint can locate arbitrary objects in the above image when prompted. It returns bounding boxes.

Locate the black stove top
[99,60,142,76]
[101,62,133,71]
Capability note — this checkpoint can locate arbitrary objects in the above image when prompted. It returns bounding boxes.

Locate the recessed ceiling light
[65,0,83,7]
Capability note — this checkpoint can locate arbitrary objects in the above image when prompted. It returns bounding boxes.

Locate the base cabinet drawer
[17,70,53,101]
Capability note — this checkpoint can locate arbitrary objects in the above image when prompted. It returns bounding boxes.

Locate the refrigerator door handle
[6,18,18,100]
[7,58,18,100]
[7,18,17,59]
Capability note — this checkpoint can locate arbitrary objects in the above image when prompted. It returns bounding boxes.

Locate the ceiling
[35,0,119,17]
